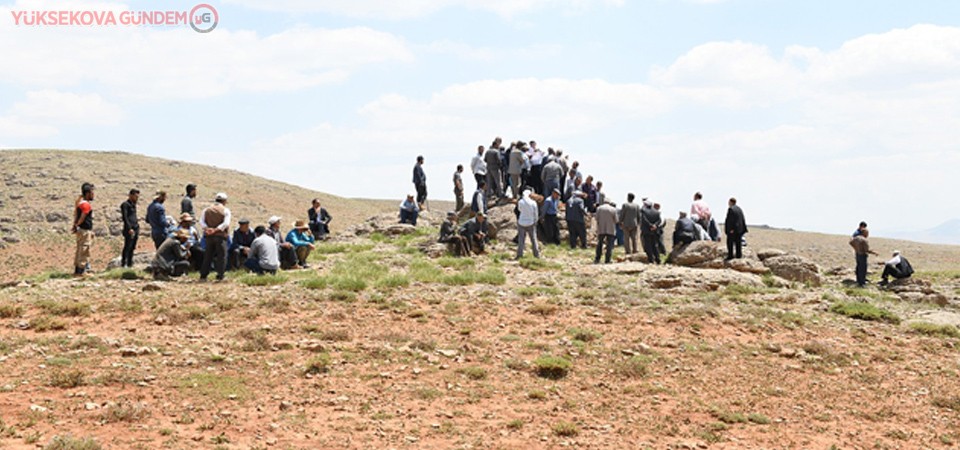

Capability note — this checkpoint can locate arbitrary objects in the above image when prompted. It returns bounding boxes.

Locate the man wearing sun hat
[286,220,316,269]
[171,212,203,271]
[151,229,192,279]
[199,192,231,281]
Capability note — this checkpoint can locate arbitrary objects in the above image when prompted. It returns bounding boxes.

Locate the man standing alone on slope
[454,164,465,212]
[119,188,140,268]
[414,156,428,207]
[849,229,878,288]
[724,198,748,260]
[199,193,232,281]
[181,184,197,217]
[72,183,95,277]
[146,191,168,249]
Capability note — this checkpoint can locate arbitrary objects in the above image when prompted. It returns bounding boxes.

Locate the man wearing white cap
[266,216,298,269]
[879,250,914,286]
[199,192,231,281]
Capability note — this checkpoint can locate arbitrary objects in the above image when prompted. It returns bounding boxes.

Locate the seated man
[229,218,256,270]
[308,199,332,240]
[286,220,316,269]
[266,216,298,270]
[244,226,281,275]
[399,194,420,226]
[672,211,700,249]
[459,212,489,255]
[151,230,191,279]
[170,213,203,271]
[439,211,469,257]
[879,250,914,286]
[690,214,711,241]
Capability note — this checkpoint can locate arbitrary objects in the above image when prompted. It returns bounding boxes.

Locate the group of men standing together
[72,182,334,280]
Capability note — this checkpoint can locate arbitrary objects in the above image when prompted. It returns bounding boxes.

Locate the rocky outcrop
[756,248,788,261]
[668,241,725,266]
[343,211,439,237]
[106,251,155,270]
[887,278,949,306]
[763,255,823,287]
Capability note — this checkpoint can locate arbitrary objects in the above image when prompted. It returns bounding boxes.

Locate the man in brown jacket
[199,192,232,281]
[849,229,878,288]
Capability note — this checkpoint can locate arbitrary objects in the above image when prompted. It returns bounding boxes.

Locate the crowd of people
[65,142,913,289]
[70,182,334,280]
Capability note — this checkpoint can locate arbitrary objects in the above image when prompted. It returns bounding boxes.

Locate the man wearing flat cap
[439,211,469,257]
[459,212,489,255]
[230,218,256,270]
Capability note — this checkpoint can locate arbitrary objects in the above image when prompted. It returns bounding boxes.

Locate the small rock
[30,405,47,412]
[142,283,163,292]
[265,437,278,446]
[84,402,100,410]
[279,401,294,411]
[437,349,458,358]
[154,315,168,325]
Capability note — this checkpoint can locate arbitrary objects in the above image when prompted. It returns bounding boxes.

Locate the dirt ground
[1,232,959,450]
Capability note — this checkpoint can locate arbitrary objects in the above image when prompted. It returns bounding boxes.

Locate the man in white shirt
[878,250,913,286]
[470,145,486,190]
[516,189,541,259]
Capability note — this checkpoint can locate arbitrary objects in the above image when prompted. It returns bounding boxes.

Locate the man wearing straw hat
[286,220,316,269]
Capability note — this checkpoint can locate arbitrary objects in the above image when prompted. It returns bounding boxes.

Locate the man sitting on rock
[399,194,420,226]
[460,212,489,255]
[439,211,469,257]
[286,220,316,269]
[879,250,914,286]
[673,211,699,249]
[245,226,281,275]
[151,229,191,279]
[229,218,255,270]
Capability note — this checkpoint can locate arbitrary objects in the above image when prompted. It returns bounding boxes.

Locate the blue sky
[2,0,960,237]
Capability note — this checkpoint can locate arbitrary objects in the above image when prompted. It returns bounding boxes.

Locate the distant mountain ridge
[886,219,960,246]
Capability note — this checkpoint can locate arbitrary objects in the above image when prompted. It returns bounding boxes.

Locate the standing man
[557,151,569,198]
[453,164,465,212]
[654,203,666,255]
[471,180,487,216]
[540,188,561,245]
[594,201,618,264]
[853,221,868,237]
[181,184,197,217]
[528,141,544,195]
[516,190,541,260]
[596,181,606,207]
[849,229,878,288]
[507,143,525,199]
[541,156,562,199]
[119,188,140,268]
[199,193,231,281]
[72,183,95,277]
[484,140,503,201]
[229,218,256,270]
[640,200,662,264]
[413,156,428,207]
[307,199,332,240]
[724,198,748,260]
[619,193,641,255]
[565,190,589,249]
[471,145,487,190]
[581,176,598,213]
[146,191,168,249]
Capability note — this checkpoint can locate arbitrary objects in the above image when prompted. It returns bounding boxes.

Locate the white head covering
[268,216,282,225]
[643,200,653,207]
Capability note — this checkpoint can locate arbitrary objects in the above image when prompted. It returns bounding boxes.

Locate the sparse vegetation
[43,435,102,450]
[305,353,332,375]
[48,369,85,388]
[534,355,572,379]
[553,421,579,437]
[910,322,960,338]
[830,301,901,324]
[238,273,289,286]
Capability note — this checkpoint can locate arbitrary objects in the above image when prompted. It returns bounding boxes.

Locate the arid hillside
[0,150,423,281]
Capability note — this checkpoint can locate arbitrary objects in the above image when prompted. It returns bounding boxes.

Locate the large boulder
[756,248,788,261]
[668,241,726,266]
[724,258,769,275]
[484,204,517,241]
[887,278,949,306]
[762,255,822,287]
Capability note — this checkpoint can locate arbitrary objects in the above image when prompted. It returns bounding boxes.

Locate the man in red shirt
[72,183,95,277]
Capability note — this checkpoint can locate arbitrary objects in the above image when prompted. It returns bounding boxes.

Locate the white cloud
[0,90,123,138]
[426,40,563,62]
[224,0,623,19]
[0,2,414,101]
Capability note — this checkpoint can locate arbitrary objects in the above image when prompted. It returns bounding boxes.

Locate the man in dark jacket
[413,156,427,206]
[146,191,168,249]
[308,199,332,239]
[619,193,641,255]
[640,200,662,264]
[565,190,589,249]
[229,218,256,270]
[181,184,197,217]
[484,141,503,201]
[459,213,489,254]
[439,211,469,257]
[119,188,140,268]
[724,198,748,260]
[471,180,487,216]
[151,229,191,279]
[673,211,699,249]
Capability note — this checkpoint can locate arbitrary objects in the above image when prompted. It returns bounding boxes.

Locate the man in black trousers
[724,197,748,260]
[120,189,140,268]
[640,200,662,264]
[413,155,427,206]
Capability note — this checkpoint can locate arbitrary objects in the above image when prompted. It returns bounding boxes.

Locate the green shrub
[438,257,475,268]
[48,368,85,388]
[515,286,562,297]
[456,366,487,380]
[299,277,329,289]
[534,356,572,379]
[518,257,562,271]
[552,421,579,437]
[0,303,23,318]
[748,413,771,424]
[713,409,747,424]
[613,356,649,378]
[35,300,91,317]
[376,274,410,289]
[567,327,602,343]
[304,353,332,375]
[43,435,102,450]
[527,303,558,316]
[830,301,900,324]
[30,316,67,332]
[441,269,506,286]
[910,322,960,338]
